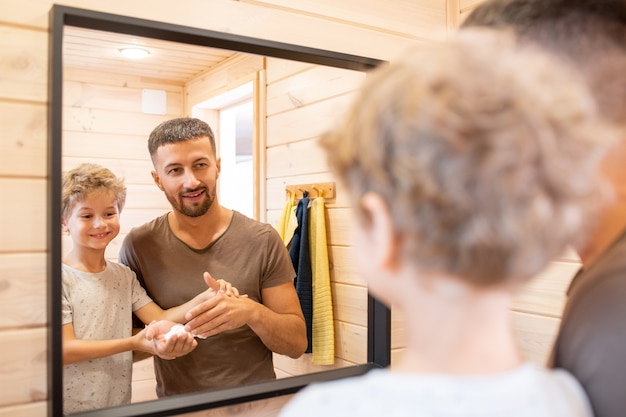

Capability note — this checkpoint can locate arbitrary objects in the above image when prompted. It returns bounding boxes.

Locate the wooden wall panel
[62,157,156,185]
[0,102,47,178]
[0,18,49,415]
[460,0,483,8]
[266,93,356,146]
[331,283,367,327]
[124,184,170,210]
[328,246,366,287]
[185,54,264,110]
[265,58,314,85]
[263,57,370,380]
[266,65,365,117]
[64,67,185,91]
[247,0,448,42]
[458,0,484,26]
[63,107,172,137]
[1,0,432,61]
[390,309,406,350]
[131,358,158,403]
[511,312,561,366]
[273,353,355,378]
[391,302,566,367]
[324,208,352,247]
[0,328,47,406]
[0,26,48,103]
[512,261,579,318]
[0,402,47,417]
[0,253,47,329]
[334,321,367,364]
[0,179,46,252]
[266,138,328,178]
[64,81,182,114]
[62,131,150,160]
[115,209,169,234]
[266,209,281,232]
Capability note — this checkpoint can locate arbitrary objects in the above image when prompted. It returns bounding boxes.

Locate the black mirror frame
[47,5,390,417]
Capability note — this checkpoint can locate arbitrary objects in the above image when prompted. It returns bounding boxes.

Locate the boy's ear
[360,192,400,271]
[61,218,69,234]
[151,170,164,191]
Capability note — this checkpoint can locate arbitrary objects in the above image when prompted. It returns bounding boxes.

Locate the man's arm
[135,272,240,325]
[184,281,307,358]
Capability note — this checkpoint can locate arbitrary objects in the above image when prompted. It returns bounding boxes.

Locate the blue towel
[289,195,312,353]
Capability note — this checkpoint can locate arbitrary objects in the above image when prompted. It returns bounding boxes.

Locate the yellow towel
[276,191,297,246]
[309,197,335,365]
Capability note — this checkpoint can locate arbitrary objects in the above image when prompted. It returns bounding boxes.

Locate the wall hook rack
[285,182,335,201]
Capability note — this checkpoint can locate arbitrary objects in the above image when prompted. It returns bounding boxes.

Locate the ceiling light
[119,47,150,60]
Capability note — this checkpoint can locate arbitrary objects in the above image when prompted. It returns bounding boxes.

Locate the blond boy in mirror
[61,162,237,413]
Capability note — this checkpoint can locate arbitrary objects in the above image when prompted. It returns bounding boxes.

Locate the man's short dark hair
[148,117,217,163]
[461,0,626,125]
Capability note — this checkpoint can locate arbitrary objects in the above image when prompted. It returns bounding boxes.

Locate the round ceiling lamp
[119,47,150,60]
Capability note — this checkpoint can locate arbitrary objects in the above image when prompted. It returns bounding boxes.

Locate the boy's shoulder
[106,260,137,278]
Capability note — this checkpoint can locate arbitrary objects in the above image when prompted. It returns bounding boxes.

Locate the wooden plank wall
[0,12,54,417]
[0,0,583,416]
[263,58,370,376]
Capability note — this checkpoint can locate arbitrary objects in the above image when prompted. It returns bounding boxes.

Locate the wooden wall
[263,58,369,376]
[0,0,583,416]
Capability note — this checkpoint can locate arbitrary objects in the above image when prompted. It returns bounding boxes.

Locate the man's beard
[168,186,216,218]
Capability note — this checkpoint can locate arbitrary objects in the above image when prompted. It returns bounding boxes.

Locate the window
[192,82,254,218]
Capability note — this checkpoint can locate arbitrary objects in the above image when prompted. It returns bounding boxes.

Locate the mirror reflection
[60,25,373,414]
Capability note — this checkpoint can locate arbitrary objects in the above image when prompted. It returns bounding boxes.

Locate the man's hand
[185,281,307,358]
[200,271,243,300]
[184,275,251,338]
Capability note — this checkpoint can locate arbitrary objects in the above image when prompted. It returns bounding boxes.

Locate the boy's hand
[145,320,197,360]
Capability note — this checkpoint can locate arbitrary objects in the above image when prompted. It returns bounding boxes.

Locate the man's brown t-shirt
[119,211,296,396]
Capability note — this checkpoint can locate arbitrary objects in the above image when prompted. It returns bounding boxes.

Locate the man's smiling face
[151,136,221,218]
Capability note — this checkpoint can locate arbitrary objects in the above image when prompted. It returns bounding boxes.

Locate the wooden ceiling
[63,26,241,83]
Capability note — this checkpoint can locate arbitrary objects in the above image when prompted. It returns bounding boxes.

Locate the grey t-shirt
[62,261,152,413]
[119,210,296,396]
[280,364,592,417]
[551,229,626,417]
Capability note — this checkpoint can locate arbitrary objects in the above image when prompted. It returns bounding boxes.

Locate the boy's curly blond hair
[61,163,127,220]
[320,30,614,287]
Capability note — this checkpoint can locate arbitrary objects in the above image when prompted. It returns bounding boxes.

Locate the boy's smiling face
[62,189,121,253]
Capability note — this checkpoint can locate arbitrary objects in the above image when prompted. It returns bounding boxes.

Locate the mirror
[49,5,391,417]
